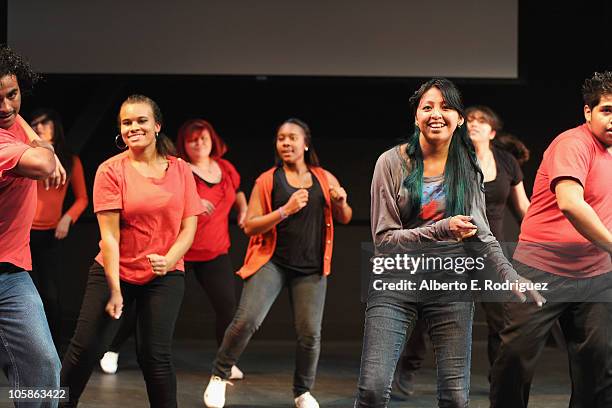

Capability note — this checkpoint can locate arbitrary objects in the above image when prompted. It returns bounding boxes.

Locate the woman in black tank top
[203,118,352,408]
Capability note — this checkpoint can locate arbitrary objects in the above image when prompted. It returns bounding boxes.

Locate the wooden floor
[1,340,570,407]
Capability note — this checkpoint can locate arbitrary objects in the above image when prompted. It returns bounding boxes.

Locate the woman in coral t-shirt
[28,108,89,354]
[60,95,203,408]
[100,119,249,379]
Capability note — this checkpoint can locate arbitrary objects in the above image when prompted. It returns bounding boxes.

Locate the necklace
[479,151,496,182]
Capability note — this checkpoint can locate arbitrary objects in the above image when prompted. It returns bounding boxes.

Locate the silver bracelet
[278,206,289,220]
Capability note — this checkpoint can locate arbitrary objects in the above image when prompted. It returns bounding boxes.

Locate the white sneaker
[203,375,232,408]
[294,392,320,408]
[99,351,119,374]
[229,365,244,380]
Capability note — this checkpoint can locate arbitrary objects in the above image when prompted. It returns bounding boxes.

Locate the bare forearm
[244,209,284,236]
[561,201,612,254]
[100,238,121,293]
[165,218,197,268]
[510,183,530,222]
[332,202,352,224]
[234,191,248,214]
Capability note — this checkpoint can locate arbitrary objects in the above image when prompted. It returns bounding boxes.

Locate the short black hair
[582,71,612,109]
[0,45,41,93]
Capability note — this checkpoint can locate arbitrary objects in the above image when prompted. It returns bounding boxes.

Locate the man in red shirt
[0,45,66,406]
[490,71,612,407]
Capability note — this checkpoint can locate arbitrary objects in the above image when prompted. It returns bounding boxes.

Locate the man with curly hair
[1,45,65,407]
[490,71,612,407]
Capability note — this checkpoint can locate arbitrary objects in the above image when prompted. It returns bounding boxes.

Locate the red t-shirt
[0,122,36,271]
[185,158,240,262]
[514,124,612,277]
[93,152,204,284]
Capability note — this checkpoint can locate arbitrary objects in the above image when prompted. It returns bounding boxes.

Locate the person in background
[29,108,88,356]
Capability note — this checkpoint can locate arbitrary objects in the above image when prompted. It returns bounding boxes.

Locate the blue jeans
[0,269,61,407]
[212,261,327,397]
[355,274,474,408]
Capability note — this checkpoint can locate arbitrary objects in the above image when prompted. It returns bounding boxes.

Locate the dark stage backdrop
[4,1,609,341]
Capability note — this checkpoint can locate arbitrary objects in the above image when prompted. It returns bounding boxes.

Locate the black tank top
[271,167,325,275]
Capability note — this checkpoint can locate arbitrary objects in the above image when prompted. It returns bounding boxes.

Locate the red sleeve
[221,159,241,191]
[548,136,591,192]
[0,133,30,178]
[65,156,89,222]
[179,159,205,218]
[93,161,123,213]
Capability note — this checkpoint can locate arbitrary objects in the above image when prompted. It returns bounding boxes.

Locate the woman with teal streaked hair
[354,78,544,408]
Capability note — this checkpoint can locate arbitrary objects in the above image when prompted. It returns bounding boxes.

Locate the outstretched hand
[510,275,546,307]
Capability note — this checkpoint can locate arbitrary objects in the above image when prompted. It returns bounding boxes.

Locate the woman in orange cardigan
[29,108,88,355]
[204,118,352,408]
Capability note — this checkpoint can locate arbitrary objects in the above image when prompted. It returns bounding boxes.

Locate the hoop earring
[115,134,127,150]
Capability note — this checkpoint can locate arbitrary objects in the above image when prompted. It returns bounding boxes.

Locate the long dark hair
[118,94,176,157]
[30,108,74,176]
[274,118,320,167]
[494,132,530,165]
[404,78,483,219]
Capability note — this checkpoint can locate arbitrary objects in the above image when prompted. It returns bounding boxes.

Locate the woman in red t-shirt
[177,119,248,379]
[28,108,89,355]
[60,95,203,407]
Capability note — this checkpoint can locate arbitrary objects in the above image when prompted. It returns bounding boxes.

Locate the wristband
[278,206,289,220]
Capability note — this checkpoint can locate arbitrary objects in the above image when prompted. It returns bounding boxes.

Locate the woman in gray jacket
[354,78,544,408]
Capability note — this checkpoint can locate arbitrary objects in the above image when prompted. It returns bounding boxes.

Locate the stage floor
[1,340,570,407]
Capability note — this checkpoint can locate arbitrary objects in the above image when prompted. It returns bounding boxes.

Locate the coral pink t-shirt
[93,152,204,284]
[184,158,240,262]
[0,122,36,271]
[514,124,612,277]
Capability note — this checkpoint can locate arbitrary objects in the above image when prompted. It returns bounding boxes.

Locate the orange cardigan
[237,166,335,279]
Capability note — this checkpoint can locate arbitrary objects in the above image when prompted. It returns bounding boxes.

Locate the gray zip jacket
[370,145,520,281]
